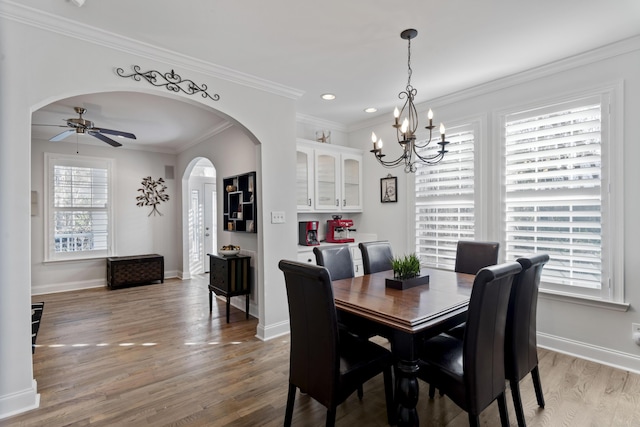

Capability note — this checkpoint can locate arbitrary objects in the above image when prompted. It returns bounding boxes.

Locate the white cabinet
[297,139,363,213]
[296,145,314,211]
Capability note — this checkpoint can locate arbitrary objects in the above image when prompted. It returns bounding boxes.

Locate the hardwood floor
[6,275,640,426]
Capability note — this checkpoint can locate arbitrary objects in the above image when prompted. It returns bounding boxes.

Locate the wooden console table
[106,254,164,289]
[207,253,251,323]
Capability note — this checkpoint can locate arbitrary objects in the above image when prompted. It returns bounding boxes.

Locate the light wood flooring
[5,275,640,426]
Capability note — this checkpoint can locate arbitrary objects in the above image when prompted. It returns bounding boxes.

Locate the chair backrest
[278,260,339,409]
[463,261,522,414]
[454,240,500,275]
[359,241,394,274]
[505,253,550,381]
[313,245,354,281]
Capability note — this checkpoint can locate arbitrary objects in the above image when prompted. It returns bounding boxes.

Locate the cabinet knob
[308,198,312,206]
[336,199,339,206]
[343,199,346,207]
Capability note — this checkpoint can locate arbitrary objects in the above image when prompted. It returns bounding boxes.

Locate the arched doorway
[186,157,217,275]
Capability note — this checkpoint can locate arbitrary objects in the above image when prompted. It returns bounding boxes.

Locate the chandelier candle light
[370,29,449,173]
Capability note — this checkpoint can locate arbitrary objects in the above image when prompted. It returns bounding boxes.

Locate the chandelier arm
[412,143,449,164]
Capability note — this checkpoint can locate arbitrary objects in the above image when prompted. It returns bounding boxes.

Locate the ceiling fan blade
[32,124,69,128]
[89,131,122,147]
[93,127,136,140]
[49,129,76,142]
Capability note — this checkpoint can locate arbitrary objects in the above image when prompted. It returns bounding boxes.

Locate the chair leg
[468,413,480,427]
[284,383,296,427]
[510,379,526,427]
[357,385,363,400]
[497,392,510,427]
[383,367,396,425]
[326,407,336,427]
[428,384,436,399]
[531,366,545,408]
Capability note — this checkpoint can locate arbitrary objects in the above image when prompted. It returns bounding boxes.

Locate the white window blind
[415,124,475,269]
[504,97,603,292]
[45,154,113,261]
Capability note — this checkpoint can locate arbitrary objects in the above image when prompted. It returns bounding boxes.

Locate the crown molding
[0,1,304,100]
[295,113,347,133]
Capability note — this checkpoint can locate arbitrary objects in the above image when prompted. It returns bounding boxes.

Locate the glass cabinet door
[314,151,339,210]
[296,147,314,211]
[341,154,362,210]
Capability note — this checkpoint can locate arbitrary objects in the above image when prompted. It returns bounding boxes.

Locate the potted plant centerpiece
[386,253,430,290]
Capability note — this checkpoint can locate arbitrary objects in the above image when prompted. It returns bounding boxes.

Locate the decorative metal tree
[136,176,170,216]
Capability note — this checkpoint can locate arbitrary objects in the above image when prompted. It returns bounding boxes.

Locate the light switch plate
[271,211,285,224]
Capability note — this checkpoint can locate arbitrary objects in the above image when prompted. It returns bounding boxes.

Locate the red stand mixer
[326,215,356,243]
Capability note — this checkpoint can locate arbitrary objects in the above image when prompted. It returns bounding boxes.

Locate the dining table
[331,267,476,427]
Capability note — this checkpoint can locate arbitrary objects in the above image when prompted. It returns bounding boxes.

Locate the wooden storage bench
[106,254,164,289]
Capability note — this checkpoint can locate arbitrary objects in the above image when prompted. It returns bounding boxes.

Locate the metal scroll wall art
[116,65,220,101]
[136,176,170,216]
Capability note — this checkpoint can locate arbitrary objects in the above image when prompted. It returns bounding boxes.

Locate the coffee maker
[326,215,355,243]
[298,221,320,246]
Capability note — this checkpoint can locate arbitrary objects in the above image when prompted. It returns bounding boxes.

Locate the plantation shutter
[46,155,112,260]
[504,97,602,291]
[415,124,475,269]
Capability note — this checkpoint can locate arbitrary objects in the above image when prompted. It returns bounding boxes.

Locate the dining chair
[443,240,501,340]
[278,260,395,427]
[313,245,355,281]
[358,241,394,274]
[506,253,550,427]
[417,261,522,427]
[454,240,500,275]
[314,245,379,344]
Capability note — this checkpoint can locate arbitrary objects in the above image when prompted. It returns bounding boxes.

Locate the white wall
[30,139,180,294]
[349,37,640,371]
[0,6,298,418]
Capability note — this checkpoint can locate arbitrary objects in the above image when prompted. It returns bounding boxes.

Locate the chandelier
[370,29,449,173]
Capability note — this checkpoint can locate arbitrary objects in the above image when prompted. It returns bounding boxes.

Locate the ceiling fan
[34,107,136,147]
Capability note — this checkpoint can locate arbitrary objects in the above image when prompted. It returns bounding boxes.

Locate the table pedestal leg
[395,359,420,426]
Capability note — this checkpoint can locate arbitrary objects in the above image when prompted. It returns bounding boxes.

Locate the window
[502,91,621,301]
[415,123,476,269]
[45,154,114,261]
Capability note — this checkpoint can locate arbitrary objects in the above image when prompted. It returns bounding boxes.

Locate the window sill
[539,289,629,312]
[43,255,108,264]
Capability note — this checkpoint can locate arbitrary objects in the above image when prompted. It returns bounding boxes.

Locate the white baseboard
[0,380,39,420]
[256,319,290,341]
[31,271,178,295]
[538,332,640,374]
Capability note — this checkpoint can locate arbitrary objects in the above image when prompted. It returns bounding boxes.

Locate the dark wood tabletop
[331,267,476,426]
[331,268,475,333]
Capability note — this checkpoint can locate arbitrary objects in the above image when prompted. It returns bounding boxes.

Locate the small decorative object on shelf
[223,171,257,233]
[136,176,170,216]
[316,130,331,143]
[386,253,429,290]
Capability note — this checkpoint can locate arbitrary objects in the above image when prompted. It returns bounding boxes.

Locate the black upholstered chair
[506,254,550,427]
[359,241,394,275]
[417,261,522,427]
[441,240,501,343]
[313,245,354,281]
[455,240,500,275]
[278,260,395,427]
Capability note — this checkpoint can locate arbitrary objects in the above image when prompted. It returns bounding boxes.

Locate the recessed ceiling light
[321,93,336,100]
[364,107,377,113]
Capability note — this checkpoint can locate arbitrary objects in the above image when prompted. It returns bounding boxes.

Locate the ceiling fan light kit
[34,106,136,147]
[369,29,449,173]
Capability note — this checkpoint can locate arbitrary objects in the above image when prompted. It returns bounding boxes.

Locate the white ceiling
[26,0,640,151]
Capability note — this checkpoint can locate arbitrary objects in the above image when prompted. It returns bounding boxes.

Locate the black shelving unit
[222,171,256,233]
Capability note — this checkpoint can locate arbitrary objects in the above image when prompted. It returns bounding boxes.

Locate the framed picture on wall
[380,175,397,203]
